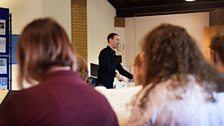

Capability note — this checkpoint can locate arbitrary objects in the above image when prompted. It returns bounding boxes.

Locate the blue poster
[12,34,19,64]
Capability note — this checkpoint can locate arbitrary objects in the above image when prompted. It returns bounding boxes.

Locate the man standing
[96,33,133,89]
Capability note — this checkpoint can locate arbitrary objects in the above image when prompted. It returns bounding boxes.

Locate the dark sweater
[96,46,133,88]
[0,70,118,126]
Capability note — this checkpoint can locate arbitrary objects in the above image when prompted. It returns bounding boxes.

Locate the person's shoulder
[99,46,110,56]
[137,80,170,98]
[101,46,109,52]
[135,76,189,104]
[79,84,108,101]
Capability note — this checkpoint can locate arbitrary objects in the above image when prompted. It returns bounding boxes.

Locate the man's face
[109,35,120,49]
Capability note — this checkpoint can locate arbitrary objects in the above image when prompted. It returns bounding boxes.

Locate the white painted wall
[0,0,210,90]
[0,0,71,90]
[87,0,116,65]
[42,0,71,39]
[125,12,209,65]
[87,0,130,75]
[0,0,71,38]
[115,27,127,65]
[0,0,42,34]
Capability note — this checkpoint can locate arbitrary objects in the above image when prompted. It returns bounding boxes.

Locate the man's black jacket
[96,46,133,89]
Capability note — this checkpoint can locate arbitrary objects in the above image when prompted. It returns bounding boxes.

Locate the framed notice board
[0,7,10,89]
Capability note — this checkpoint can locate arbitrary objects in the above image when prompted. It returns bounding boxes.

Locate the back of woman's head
[76,55,88,81]
[141,24,217,88]
[210,33,224,64]
[16,18,77,88]
[133,52,144,85]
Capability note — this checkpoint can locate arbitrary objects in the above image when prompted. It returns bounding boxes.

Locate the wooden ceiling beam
[115,1,224,17]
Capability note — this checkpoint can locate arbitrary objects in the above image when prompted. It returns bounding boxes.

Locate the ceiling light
[185,0,195,1]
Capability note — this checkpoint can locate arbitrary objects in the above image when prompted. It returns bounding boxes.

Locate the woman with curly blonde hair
[127,24,224,126]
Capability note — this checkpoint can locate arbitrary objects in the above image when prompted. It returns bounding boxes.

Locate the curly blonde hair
[138,24,224,110]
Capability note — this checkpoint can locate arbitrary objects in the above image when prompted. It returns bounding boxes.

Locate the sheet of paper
[0,78,8,89]
[0,20,6,35]
[0,37,6,53]
[0,58,7,74]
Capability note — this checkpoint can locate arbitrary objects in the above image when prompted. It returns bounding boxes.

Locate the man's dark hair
[107,33,119,42]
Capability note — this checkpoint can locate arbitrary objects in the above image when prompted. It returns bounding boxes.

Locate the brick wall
[71,0,87,60]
